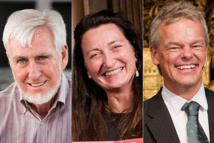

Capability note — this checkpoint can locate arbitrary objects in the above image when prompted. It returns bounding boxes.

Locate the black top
[103,113,124,141]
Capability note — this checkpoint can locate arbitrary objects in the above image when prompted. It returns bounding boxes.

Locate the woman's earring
[88,75,91,79]
[136,69,139,77]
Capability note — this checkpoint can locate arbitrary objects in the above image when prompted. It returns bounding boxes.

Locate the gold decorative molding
[143,48,163,101]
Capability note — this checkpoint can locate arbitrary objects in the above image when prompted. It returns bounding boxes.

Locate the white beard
[13,68,62,105]
[18,76,61,104]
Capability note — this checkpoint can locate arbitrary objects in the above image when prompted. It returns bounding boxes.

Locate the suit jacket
[144,87,214,143]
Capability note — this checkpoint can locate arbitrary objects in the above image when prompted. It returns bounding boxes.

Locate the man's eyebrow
[12,53,52,60]
[36,53,52,57]
[12,56,26,60]
[165,42,182,47]
[166,40,205,47]
[191,40,205,45]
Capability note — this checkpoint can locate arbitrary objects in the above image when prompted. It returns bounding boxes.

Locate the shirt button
[41,122,45,126]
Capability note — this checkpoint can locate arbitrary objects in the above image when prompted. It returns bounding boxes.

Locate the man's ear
[6,52,11,64]
[205,46,209,53]
[6,52,9,59]
[150,46,159,65]
[61,45,68,70]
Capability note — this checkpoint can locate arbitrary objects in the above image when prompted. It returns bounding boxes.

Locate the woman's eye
[90,53,98,59]
[114,45,121,49]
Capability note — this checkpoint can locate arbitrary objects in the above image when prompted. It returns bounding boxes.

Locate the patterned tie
[182,101,209,143]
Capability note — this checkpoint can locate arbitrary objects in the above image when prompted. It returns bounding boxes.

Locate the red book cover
[72,138,143,143]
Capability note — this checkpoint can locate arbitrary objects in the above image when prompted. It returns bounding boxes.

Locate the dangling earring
[88,75,91,79]
[135,58,139,77]
[136,69,139,77]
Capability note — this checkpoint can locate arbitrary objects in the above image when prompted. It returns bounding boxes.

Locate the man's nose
[28,62,41,80]
[181,46,193,60]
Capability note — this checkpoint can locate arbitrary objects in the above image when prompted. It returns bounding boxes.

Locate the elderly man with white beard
[0,9,71,143]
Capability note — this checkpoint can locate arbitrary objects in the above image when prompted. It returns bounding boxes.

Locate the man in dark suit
[144,1,214,143]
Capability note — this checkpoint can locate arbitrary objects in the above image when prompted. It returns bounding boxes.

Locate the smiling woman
[72,10,142,141]
[82,23,137,94]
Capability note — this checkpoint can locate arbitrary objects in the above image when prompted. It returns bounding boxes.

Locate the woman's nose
[102,52,115,68]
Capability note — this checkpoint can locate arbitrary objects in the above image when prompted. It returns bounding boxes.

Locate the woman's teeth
[105,68,122,77]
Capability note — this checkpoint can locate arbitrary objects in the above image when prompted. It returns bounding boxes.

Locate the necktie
[182,101,209,143]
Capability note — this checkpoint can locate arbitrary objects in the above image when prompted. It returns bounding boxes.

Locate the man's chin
[18,77,61,105]
[21,91,57,105]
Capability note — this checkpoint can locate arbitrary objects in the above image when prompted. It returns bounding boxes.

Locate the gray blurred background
[0,0,71,91]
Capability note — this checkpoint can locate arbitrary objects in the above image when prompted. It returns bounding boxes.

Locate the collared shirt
[0,73,71,143]
[162,84,210,143]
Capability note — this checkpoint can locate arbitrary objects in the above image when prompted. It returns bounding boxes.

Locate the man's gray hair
[149,0,209,49]
[3,9,67,55]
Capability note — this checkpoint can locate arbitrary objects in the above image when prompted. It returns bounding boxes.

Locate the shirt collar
[191,84,208,111]
[162,83,208,116]
[53,72,69,112]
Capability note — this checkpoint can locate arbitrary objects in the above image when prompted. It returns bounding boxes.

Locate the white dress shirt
[162,84,210,143]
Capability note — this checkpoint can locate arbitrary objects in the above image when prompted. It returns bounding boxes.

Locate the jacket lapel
[145,89,180,143]
[205,88,214,142]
